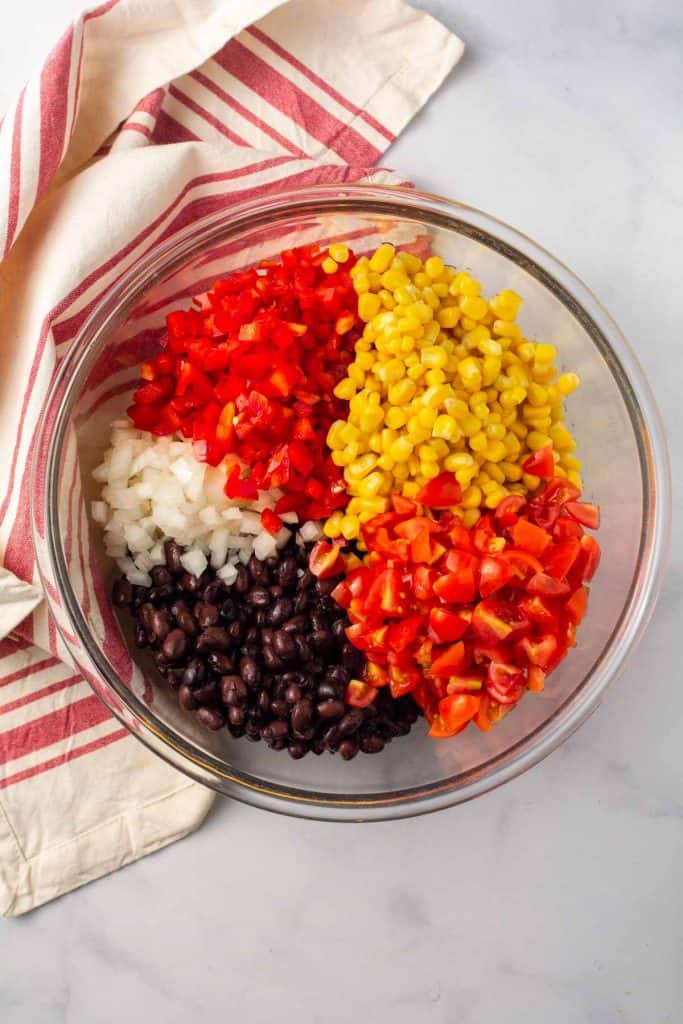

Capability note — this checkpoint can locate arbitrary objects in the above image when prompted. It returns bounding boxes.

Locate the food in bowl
[93,240,601,759]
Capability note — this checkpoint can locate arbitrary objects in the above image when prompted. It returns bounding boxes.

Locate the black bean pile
[112,537,420,760]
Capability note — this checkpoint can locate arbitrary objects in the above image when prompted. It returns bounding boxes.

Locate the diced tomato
[543,537,581,579]
[565,501,600,530]
[345,623,389,657]
[520,594,557,629]
[472,598,530,644]
[527,666,546,692]
[573,535,601,582]
[416,472,462,509]
[473,516,501,554]
[479,556,513,597]
[433,570,477,605]
[364,567,409,618]
[345,680,378,708]
[522,446,555,478]
[527,572,570,597]
[412,565,435,601]
[445,675,484,694]
[511,519,552,556]
[474,693,494,731]
[260,508,283,537]
[429,641,466,678]
[528,477,581,529]
[494,494,526,527]
[391,494,419,515]
[428,608,469,644]
[566,585,588,624]
[308,540,343,580]
[503,549,544,581]
[363,662,389,687]
[486,661,526,704]
[387,615,423,652]
[519,634,559,670]
[444,548,479,574]
[436,694,481,735]
[553,516,584,541]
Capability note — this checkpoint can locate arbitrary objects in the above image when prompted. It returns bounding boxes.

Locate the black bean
[133,622,148,648]
[245,626,260,646]
[246,586,270,607]
[264,720,288,743]
[341,643,362,670]
[284,683,302,704]
[270,700,289,720]
[288,742,307,760]
[277,557,298,587]
[150,565,173,588]
[337,709,364,737]
[331,618,347,642]
[269,585,283,601]
[194,602,219,628]
[197,707,225,731]
[161,629,187,662]
[207,652,232,676]
[311,736,326,755]
[166,668,185,688]
[182,659,206,688]
[265,555,280,572]
[316,681,340,702]
[360,735,385,754]
[220,675,247,706]
[228,706,245,727]
[180,572,201,594]
[226,619,244,644]
[112,578,133,607]
[195,627,231,653]
[176,611,198,637]
[164,540,184,574]
[293,590,309,614]
[326,665,350,688]
[272,630,298,661]
[282,615,307,634]
[323,724,341,752]
[338,737,359,761]
[257,690,270,716]
[149,609,171,641]
[262,647,285,672]
[202,580,223,605]
[140,602,155,630]
[239,656,260,688]
[248,555,270,585]
[178,684,197,710]
[260,627,274,646]
[267,597,293,627]
[193,681,218,706]
[254,608,267,627]
[317,700,345,721]
[291,698,314,736]
[310,630,334,654]
[295,636,311,663]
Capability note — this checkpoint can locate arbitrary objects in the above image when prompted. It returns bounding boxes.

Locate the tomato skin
[522,446,555,478]
[412,566,435,601]
[519,634,559,670]
[433,570,477,605]
[503,549,544,581]
[260,508,283,536]
[494,494,527,527]
[429,641,466,678]
[543,538,581,579]
[479,556,513,597]
[486,661,526,704]
[345,680,378,708]
[437,694,481,733]
[428,608,469,644]
[511,519,552,556]
[386,615,423,652]
[520,594,558,629]
[364,567,408,618]
[573,535,601,582]
[416,472,462,509]
[565,501,600,530]
[566,585,588,624]
[527,572,571,597]
[553,517,584,541]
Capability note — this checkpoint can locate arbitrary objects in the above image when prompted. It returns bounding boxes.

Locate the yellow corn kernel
[385,407,407,430]
[517,341,536,363]
[534,343,557,363]
[345,453,378,481]
[457,273,482,297]
[388,378,417,405]
[368,243,395,274]
[417,444,438,463]
[358,405,384,433]
[484,461,506,484]
[459,295,489,321]
[393,462,409,481]
[389,437,413,462]
[523,472,541,491]
[490,290,522,320]
[500,461,523,482]
[424,369,447,388]
[436,305,461,329]
[444,452,475,471]
[417,407,439,430]
[376,454,395,472]
[470,431,488,453]
[527,382,548,407]
[353,273,370,294]
[485,422,506,441]
[432,415,462,443]
[402,481,420,499]
[492,319,522,340]
[407,363,426,382]
[422,385,449,409]
[458,357,483,391]
[355,350,375,372]
[334,378,356,401]
[561,453,582,472]
[331,449,351,467]
[339,515,358,540]
[321,256,338,274]
[526,430,552,451]
[358,292,382,322]
[500,386,527,409]
[377,358,405,383]
[557,372,580,395]
[568,470,583,489]
[421,345,449,370]
[323,513,344,539]
[327,243,349,264]
[424,255,445,279]
[462,485,483,509]
[378,288,396,310]
[357,471,385,497]
[484,487,507,510]
[462,508,481,528]
[472,402,490,421]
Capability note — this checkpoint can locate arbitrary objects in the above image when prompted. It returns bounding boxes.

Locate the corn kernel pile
[324,243,582,541]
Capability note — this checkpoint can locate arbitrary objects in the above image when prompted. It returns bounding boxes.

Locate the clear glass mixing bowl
[30,185,671,820]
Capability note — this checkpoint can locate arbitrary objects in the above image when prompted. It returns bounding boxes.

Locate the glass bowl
[30,184,671,821]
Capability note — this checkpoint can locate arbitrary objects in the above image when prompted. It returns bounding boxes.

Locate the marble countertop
[1,1,681,1021]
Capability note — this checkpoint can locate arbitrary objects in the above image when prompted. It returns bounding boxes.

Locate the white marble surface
[1,1,682,1021]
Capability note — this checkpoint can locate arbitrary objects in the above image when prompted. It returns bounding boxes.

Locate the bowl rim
[32,182,672,821]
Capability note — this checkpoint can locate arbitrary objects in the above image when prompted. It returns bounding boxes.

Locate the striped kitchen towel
[0,0,463,914]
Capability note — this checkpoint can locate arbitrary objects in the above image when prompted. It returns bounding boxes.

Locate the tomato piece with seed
[308,540,343,579]
[494,494,526,527]
[364,567,409,618]
[386,615,424,652]
[472,598,530,644]
[520,594,558,629]
[486,661,526,704]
